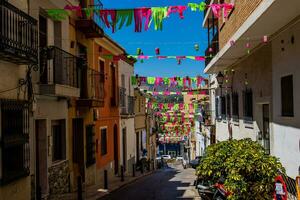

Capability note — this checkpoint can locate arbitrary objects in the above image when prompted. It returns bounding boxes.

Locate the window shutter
[281,75,294,117]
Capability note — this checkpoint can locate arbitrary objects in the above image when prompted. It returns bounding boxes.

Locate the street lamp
[216,71,224,87]
[216,71,225,96]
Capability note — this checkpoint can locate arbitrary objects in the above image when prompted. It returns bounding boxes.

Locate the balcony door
[122,128,127,171]
[73,118,85,182]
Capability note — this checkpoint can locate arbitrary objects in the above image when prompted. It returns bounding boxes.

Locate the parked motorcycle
[196,177,231,200]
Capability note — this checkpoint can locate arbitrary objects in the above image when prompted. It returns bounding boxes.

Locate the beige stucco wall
[0,1,33,199]
[215,44,272,143]
[120,118,136,175]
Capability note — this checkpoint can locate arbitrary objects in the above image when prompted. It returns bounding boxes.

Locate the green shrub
[196,138,285,200]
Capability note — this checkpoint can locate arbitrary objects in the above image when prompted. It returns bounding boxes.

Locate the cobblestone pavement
[99,162,200,200]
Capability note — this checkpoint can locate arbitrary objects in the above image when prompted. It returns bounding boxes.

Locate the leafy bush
[196,139,285,200]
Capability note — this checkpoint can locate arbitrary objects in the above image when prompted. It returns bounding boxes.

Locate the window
[110,64,117,106]
[281,75,294,117]
[221,95,226,119]
[101,128,107,155]
[232,92,239,120]
[99,60,105,100]
[243,89,253,121]
[226,94,231,119]
[86,125,95,167]
[52,120,66,161]
[0,100,30,184]
[215,97,220,119]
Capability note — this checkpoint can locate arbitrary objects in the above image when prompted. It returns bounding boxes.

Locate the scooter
[196,177,231,200]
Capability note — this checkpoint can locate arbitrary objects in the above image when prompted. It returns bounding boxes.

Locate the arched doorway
[113,124,119,174]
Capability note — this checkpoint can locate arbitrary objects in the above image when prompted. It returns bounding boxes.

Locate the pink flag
[134,8,152,32]
[167,6,187,19]
[195,56,205,61]
[210,4,222,18]
[223,3,234,18]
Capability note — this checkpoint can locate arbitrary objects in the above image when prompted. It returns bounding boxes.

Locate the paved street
[99,163,200,200]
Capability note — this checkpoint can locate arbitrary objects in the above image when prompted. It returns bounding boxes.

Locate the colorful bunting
[46,3,234,32]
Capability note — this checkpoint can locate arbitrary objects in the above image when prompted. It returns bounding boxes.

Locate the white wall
[272,20,300,178]
[214,44,272,143]
[118,59,136,173]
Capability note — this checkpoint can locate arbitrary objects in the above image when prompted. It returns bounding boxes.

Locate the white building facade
[204,0,300,181]
[118,59,136,175]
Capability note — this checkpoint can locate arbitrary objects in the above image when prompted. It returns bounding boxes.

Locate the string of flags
[131,76,206,88]
[46,3,234,32]
[143,90,209,96]
[147,102,201,111]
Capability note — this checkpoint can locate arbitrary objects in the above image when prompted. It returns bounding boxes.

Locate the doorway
[113,124,119,175]
[262,104,270,154]
[35,120,48,198]
[73,118,85,181]
[122,128,127,171]
[136,131,140,163]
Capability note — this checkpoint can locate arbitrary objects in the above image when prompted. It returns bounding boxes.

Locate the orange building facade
[94,37,125,183]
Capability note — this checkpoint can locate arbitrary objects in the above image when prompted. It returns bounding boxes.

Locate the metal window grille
[0,99,30,185]
[243,88,253,121]
[232,92,239,120]
[86,125,95,167]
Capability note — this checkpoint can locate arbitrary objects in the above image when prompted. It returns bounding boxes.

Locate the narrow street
[99,162,200,200]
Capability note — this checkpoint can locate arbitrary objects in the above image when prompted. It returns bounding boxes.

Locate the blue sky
[101,0,207,77]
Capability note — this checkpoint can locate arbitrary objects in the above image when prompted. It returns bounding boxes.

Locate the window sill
[280,115,294,118]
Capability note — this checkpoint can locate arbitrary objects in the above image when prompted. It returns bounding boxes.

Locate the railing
[76,0,104,38]
[0,99,30,185]
[120,87,126,108]
[40,46,81,88]
[0,0,38,64]
[128,96,135,115]
[205,32,219,66]
[90,69,104,100]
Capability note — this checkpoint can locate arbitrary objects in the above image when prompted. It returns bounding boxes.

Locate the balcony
[205,32,219,66]
[128,96,135,114]
[76,69,104,108]
[120,87,126,113]
[120,94,135,117]
[39,46,81,97]
[0,0,38,64]
[75,1,104,38]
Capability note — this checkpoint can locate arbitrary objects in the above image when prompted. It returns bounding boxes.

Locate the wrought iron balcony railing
[40,46,81,88]
[128,96,135,115]
[76,0,104,38]
[0,0,38,64]
[119,87,126,108]
[205,32,219,66]
[76,68,105,107]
